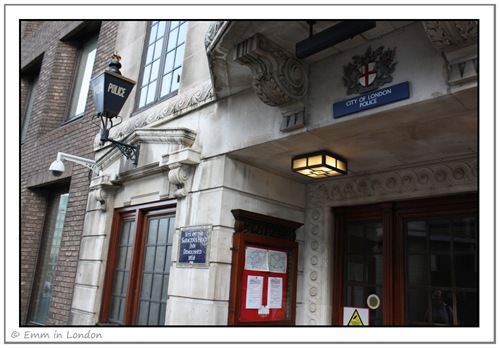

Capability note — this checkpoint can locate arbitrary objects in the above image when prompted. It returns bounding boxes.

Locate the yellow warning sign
[348,309,364,326]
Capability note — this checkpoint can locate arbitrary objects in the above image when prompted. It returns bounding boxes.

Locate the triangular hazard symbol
[348,309,364,326]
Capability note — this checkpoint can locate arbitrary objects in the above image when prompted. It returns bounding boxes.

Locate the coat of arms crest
[343,46,398,95]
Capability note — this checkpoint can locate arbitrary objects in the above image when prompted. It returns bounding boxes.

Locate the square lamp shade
[292,151,347,179]
[90,70,136,119]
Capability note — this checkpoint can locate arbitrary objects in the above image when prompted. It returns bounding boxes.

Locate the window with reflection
[345,221,383,326]
[67,35,98,120]
[137,21,188,109]
[405,216,478,326]
[27,191,69,325]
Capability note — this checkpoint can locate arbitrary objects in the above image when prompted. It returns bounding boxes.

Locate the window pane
[164,51,175,74]
[347,224,364,253]
[154,246,166,271]
[407,254,428,286]
[137,301,149,325]
[139,86,148,107]
[157,218,169,245]
[147,218,159,244]
[160,73,173,98]
[167,28,179,51]
[141,273,153,298]
[178,22,188,44]
[407,221,427,253]
[151,274,163,301]
[406,288,429,325]
[143,246,155,272]
[141,65,151,87]
[168,217,175,244]
[157,21,167,39]
[172,68,181,91]
[150,59,160,83]
[148,303,160,325]
[27,192,69,325]
[153,38,164,60]
[347,255,364,282]
[146,81,157,105]
[430,254,451,287]
[21,74,39,142]
[68,35,98,119]
[429,219,451,252]
[145,44,155,64]
[149,23,158,44]
[454,254,478,287]
[174,43,185,68]
[453,217,477,252]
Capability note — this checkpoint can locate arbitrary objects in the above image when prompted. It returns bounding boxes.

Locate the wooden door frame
[332,193,478,326]
[99,200,176,325]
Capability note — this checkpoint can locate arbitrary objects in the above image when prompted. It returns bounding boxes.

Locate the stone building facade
[20,20,479,328]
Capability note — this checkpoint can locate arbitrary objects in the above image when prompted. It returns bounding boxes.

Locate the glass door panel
[345,222,383,326]
[136,215,175,325]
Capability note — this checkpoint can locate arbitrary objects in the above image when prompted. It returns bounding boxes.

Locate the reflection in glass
[345,221,383,326]
[27,193,69,325]
[137,215,175,325]
[405,215,478,326]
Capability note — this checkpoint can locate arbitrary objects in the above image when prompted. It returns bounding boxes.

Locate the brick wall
[20,21,119,325]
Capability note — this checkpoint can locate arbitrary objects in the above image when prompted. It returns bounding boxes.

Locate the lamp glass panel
[297,169,313,175]
[308,155,323,166]
[325,155,337,167]
[337,160,347,172]
[293,158,307,169]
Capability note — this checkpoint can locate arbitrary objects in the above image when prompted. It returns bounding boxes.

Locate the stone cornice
[96,127,197,171]
[307,155,478,208]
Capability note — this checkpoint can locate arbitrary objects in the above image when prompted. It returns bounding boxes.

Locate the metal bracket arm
[106,138,140,166]
[57,152,102,176]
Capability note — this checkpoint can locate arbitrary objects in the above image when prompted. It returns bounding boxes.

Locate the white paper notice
[267,277,283,309]
[246,276,264,309]
[245,247,269,272]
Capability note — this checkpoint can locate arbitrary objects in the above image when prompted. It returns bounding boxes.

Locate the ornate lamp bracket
[234,33,308,132]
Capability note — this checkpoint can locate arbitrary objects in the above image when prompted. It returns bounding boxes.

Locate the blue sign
[333,81,410,118]
[178,226,210,267]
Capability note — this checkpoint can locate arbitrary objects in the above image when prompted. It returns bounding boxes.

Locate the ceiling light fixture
[291,150,347,179]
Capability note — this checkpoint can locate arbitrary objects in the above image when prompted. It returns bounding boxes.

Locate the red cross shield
[358,62,376,87]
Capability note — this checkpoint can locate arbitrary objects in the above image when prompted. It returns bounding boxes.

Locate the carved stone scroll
[234,33,308,131]
[423,21,478,87]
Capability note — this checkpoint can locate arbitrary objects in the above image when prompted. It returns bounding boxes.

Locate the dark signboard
[178,225,211,267]
[333,81,410,118]
[90,70,136,118]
